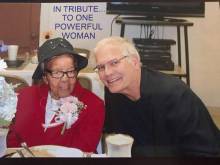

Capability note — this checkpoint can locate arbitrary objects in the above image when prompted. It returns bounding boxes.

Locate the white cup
[0,128,8,157]
[105,134,134,157]
[7,45,19,61]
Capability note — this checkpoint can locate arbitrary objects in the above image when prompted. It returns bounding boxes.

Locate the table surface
[5,147,106,158]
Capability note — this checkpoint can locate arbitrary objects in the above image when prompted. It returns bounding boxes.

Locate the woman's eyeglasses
[45,69,77,79]
[93,56,128,73]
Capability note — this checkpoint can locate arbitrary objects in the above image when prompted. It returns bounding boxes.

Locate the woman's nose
[60,73,69,81]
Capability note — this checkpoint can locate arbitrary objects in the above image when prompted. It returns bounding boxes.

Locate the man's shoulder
[141,67,188,94]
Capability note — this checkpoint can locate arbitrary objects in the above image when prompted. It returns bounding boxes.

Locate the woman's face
[43,54,77,99]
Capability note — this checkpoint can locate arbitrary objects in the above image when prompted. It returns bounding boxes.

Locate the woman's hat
[32,37,88,80]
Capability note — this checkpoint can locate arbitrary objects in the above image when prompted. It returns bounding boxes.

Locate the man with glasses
[7,38,105,154]
[93,36,220,157]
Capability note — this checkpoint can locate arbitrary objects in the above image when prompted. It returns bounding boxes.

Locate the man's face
[43,54,77,99]
[95,45,138,94]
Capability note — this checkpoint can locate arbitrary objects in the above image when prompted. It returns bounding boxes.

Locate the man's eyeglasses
[45,69,77,79]
[93,56,128,73]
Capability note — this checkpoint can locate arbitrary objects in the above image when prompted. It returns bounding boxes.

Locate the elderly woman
[7,38,105,153]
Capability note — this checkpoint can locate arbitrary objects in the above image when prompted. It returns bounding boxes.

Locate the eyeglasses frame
[45,68,77,79]
[93,55,128,73]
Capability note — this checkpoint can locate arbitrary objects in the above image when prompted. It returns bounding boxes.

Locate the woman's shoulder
[17,83,48,97]
[142,67,188,93]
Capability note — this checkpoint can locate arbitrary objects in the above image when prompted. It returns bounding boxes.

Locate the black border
[1,157,220,165]
[0,0,218,3]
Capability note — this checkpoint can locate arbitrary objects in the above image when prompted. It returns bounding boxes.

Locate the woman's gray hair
[93,36,141,61]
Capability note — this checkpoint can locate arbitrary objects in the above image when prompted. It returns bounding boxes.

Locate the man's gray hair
[94,36,140,61]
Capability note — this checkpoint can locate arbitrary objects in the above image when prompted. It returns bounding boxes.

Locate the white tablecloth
[0,61,104,100]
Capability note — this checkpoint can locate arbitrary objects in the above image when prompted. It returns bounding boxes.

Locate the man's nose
[103,64,113,75]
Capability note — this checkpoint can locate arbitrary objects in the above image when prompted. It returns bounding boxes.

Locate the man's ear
[131,55,140,68]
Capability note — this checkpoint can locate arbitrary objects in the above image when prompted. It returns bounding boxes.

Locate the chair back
[74,48,90,59]
[78,76,92,91]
